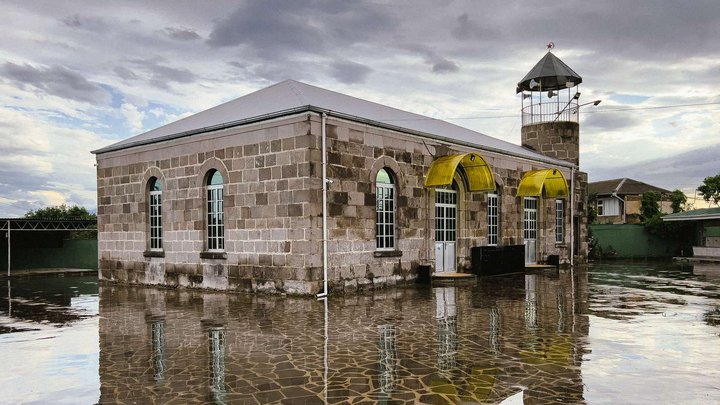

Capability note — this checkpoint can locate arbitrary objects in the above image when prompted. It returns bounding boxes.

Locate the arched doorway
[435,186,458,273]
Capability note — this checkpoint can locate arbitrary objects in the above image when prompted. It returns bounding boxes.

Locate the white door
[524,197,538,264]
[435,189,457,273]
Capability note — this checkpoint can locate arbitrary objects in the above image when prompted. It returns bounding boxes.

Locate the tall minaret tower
[517,46,585,166]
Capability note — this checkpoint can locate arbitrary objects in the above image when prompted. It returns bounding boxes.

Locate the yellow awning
[517,169,569,198]
[424,153,496,192]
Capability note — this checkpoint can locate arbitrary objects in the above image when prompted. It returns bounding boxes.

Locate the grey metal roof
[93,80,572,167]
[663,207,720,222]
[517,52,582,93]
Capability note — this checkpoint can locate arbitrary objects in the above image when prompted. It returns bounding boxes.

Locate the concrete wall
[1,238,98,271]
[96,112,588,295]
[589,224,680,258]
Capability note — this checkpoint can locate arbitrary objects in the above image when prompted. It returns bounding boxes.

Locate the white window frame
[597,197,620,216]
[555,199,564,244]
[435,189,458,243]
[376,170,396,250]
[487,193,499,246]
[207,178,224,252]
[523,197,538,241]
[149,187,163,251]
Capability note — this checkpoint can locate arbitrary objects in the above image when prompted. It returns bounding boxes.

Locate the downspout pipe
[570,168,574,267]
[611,193,625,223]
[6,220,10,277]
[317,112,329,298]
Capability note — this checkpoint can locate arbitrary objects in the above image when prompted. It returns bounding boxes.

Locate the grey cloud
[128,58,196,89]
[451,13,497,40]
[207,0,395,57]
[161,27,201,41]
[583,111,639,131]
[330,60,372,84]
[516,1,720,60]
[0,62,110,104]
[432,59,460,74]
[404,44,460,74]
[60,14,107,32]
[226,60,313,84]
[114,66,138,81]
[0,163,52,198]
[588,143,720,191]
[440,1,720,63]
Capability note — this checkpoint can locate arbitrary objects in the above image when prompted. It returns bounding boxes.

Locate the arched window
[376,168,395,250]
[206,170,224,251]
[148,177,163,251]
[487,192,499,246]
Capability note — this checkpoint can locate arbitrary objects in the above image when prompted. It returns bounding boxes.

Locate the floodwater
[1,263,720,404]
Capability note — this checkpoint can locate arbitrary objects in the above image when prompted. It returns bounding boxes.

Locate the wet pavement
[1,262,720,404]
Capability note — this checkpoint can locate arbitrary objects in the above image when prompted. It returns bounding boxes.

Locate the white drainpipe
[611,193,625,223]
[570,167,574,267]
[317,112,329,298]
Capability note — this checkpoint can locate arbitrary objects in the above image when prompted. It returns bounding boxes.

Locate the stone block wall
[521,122,579,166]
[97,112,588,295]
[318,115,584,291]
[97,115,323,295]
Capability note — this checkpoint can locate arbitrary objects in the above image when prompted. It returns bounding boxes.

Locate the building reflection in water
[97,270,589,403]
[489,306,501,354]
[149,320,166,381]
[435,286,458,378]
[524,274,538,330]
[202,294,229,405]
[377,324,397,394]
[556,287,566,332]
[208,327,226,404]
[144,289,166,383]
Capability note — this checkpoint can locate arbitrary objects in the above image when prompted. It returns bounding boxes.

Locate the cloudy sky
[1,0,719,216]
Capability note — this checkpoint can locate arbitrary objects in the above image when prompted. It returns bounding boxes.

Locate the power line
[583,101,720,114]
[379,101,720,122]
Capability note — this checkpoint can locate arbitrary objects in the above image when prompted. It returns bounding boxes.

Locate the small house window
[376,168,395,250]
[207,170,224,251]
[597,198,619,216]
[488,193,499,245]
[149,177,163,251]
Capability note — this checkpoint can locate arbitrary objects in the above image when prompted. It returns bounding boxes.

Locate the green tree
[24,204,97,239]
[587,192,598,224]
[698,173,720,206]
[640,191,661,221]
[670,189,687,213]
[25,204,95,220]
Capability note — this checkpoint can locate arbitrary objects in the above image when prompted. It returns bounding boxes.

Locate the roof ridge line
[614,177,628,194]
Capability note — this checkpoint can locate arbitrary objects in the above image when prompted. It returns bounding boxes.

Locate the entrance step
[432,272,477,285]
[525,264,557,270]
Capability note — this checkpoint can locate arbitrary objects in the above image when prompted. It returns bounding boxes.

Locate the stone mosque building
[93,52,589,295]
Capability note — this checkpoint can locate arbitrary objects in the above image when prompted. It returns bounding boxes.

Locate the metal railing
[521,100,580,126]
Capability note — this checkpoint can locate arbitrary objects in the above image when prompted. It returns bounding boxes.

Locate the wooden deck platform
[431,272,477,285]
[525,264,558,270]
